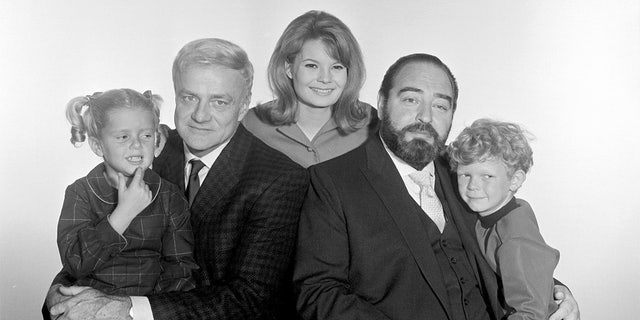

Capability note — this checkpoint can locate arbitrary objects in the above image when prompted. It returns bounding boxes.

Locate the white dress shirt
[183,138,230,188]
[380,138,436,206]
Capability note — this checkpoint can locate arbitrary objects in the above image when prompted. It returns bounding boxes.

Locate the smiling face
[89,107,157,185]
[380,62,454,169]
[174,65,249,157]
[286,39,347,110]
[456,158,525,216]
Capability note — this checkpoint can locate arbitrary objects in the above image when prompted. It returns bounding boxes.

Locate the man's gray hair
[172,38,254,99]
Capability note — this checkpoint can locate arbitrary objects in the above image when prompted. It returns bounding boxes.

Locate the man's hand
[45,284,71,320]
[109,168,152,234]
[549,285,581,320]
[50,286,132,320]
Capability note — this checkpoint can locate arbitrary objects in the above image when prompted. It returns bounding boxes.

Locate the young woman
[243,10,378,168]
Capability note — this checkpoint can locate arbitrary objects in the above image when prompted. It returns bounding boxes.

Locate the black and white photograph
[1,1,638,319]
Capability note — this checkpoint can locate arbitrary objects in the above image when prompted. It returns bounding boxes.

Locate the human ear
[285,61,293,79]
[88,137,104,157]
[237,93,252,121]
[509,169,526,192]
[377,94,386,118]
[154,129,166,158]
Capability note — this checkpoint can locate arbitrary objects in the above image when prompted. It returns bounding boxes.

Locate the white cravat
[409,169,446,232]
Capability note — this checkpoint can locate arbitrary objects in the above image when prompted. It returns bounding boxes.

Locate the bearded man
[293,53,580,320]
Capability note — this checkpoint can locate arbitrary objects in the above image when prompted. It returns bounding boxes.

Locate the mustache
[402,122,439,138]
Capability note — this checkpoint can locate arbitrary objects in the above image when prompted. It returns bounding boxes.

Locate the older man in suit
[47,38,309,320]
[294,53,580,320]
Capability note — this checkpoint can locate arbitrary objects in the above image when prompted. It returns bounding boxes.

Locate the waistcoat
[412,184,493,320]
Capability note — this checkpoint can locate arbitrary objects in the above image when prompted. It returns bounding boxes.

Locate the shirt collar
[182,138,231,169]
[478,196,519,228]
[315,116,339,134]
[277,117,339,144]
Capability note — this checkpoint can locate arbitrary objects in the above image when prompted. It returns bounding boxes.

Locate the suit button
[441,240,448,247]
[450,257,457,264]
[460,277,466,284]
[463,298,469,306]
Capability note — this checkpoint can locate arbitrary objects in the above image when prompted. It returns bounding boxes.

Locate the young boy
[448,118,559,320]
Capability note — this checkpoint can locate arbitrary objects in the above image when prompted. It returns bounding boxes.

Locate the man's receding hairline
[391,61,452,90]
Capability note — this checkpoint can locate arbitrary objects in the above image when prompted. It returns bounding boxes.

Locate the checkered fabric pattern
[148,125,309,320]
[57,163,198,295]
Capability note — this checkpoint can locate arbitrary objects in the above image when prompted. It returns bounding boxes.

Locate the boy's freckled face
[456,158,516,216]
[92,108,157,183]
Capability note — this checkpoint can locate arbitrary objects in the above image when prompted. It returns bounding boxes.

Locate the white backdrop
[1,1,638,319]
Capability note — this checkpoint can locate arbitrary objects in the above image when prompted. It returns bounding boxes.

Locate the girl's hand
[108,167,152,234]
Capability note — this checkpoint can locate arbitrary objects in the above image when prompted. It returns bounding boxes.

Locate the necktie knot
[409,170,435,197]
[189,159,205,179]
[409,170,431,187]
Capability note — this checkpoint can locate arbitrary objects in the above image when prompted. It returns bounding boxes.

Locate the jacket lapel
[360,137,451,313]
[189,125,248,215]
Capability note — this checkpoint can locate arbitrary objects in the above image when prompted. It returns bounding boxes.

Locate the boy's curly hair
[448,118,533,175]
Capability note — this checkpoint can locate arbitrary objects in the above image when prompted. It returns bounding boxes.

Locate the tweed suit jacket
[148,124,309,320]
[294,135,503,320]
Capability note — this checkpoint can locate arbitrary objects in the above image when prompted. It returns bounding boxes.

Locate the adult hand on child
[50,286,132,320]
[46,284,70,320]
[549,285,581,320]
[108,167,152,234]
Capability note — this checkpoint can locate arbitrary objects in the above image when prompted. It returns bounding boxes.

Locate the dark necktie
[186,159,205,206]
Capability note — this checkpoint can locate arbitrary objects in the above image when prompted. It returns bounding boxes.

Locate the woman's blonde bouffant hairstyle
[255,10,370,133]
[65,88,162,147]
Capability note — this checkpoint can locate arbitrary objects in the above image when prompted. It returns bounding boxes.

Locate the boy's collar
[478,196,519,228]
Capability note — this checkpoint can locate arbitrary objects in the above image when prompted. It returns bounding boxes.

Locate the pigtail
[65,96,91,147]
[65,89,162,148]
[143,90,164,148]
[142,90,163,118]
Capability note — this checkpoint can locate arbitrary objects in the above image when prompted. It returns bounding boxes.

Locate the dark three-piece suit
[294,135,505,320]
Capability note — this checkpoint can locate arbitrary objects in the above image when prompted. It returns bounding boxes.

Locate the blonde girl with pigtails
[53,88,198,298]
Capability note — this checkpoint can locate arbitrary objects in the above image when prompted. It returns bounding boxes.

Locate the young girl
[59,88,197,295]
[448,118,559,320]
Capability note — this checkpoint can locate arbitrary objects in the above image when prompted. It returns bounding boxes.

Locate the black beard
[380,112,446,170]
